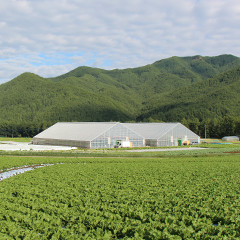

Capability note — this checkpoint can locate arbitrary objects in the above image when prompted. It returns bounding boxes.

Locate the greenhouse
[123,122,200,147]
[222,136,239,142]
[33,122,200,149]
[32,122,145,149]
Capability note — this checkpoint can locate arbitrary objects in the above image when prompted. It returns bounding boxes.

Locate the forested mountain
[0,54,240,138]
[138,65,240,121]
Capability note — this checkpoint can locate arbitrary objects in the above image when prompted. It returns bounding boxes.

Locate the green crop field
[0,137,31,142]
[1,154,240,239]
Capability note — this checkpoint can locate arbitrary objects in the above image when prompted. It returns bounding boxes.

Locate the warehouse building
[33,122,200,149]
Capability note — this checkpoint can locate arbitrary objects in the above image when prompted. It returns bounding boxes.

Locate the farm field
[0,137,32,142]
[1,153,240,239]
[1,142,240,159]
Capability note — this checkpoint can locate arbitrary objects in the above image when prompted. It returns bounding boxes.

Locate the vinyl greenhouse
[33,122,200,149]
[123,122,200,147]
[33,122,145,149]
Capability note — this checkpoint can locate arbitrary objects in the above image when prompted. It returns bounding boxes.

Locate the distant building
[33,122,200,149]
[222,136,239,142]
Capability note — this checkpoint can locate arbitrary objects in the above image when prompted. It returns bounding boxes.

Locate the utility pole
[205,124,207,139]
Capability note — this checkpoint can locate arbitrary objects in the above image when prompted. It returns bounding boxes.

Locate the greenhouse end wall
[90,124,145,149]
[155,124,200,147]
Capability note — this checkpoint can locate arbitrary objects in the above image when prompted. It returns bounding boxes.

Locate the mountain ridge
[0,54,240,137]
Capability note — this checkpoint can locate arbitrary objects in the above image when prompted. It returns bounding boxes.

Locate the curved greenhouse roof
[34,122,119,141]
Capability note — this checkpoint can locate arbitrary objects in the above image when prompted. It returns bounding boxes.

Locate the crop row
[0,156,240,239]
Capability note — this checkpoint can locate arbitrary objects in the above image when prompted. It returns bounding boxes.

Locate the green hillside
[0,54,240,137]
[138,65,240,121]
[0,72,140,122]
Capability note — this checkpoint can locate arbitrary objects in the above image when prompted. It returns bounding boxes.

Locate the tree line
[0,121,53,138]
[0,116,239,139]
[181,116,240,139]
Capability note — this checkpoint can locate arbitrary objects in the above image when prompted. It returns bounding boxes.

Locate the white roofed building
[123,123,200,147]
[33,122,145,149]
[33,122,200,149]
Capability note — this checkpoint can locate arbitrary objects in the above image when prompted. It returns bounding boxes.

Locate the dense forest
[0,54,240,138]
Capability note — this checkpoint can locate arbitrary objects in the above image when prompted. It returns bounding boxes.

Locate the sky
[0,0,240,84]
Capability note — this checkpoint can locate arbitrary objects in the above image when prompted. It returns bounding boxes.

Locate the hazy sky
[0,0,239,84]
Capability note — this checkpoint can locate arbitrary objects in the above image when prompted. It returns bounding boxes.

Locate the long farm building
[33,122,200,149]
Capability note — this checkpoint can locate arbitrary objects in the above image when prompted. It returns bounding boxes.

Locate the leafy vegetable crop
[0,156,240,239]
